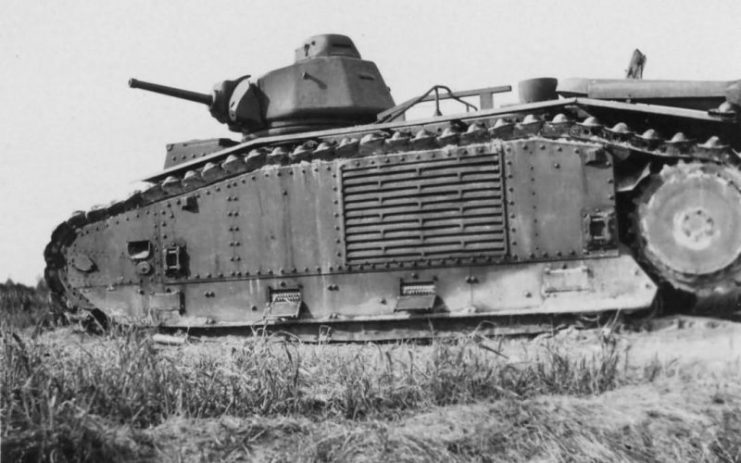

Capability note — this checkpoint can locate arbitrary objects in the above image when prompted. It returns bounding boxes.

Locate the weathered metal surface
[503,139,616,261]
[160,163,344,280]
[44,35,741,339]
[74,253,655,329]
[66,206,161,290]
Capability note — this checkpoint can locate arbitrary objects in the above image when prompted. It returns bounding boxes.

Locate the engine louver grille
[341,151,507,265]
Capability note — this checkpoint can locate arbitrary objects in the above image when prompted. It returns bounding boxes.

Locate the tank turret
[130,34,395,136]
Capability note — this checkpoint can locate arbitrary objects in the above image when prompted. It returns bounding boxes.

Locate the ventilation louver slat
[342,152,507,265]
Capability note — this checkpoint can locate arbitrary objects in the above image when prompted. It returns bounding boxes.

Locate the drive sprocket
[634,161,741,296]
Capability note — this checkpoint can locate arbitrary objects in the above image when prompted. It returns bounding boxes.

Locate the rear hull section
[56,137,658,337]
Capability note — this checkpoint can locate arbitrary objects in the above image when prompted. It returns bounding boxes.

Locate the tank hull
[46,97,741,339]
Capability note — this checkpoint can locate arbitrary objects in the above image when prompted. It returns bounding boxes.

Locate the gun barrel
[129,78,213,106]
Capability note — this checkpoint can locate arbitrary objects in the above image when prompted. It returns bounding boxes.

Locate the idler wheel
[635,162,741,296]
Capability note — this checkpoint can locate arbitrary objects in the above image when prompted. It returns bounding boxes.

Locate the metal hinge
[394,280,437,312]
[266,287,302,319]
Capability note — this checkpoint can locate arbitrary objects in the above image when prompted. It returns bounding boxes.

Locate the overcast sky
[2,0,740,285]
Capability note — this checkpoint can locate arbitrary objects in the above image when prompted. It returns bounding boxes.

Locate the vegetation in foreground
[0,279,59,331]
[1,283,740,462]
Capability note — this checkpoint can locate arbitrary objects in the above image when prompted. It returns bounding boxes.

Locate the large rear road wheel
[634,162,741,298]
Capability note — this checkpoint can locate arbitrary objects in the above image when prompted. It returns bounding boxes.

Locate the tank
[44,34,741,340]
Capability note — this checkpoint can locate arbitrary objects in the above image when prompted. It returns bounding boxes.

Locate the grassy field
[2,282,740,462]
